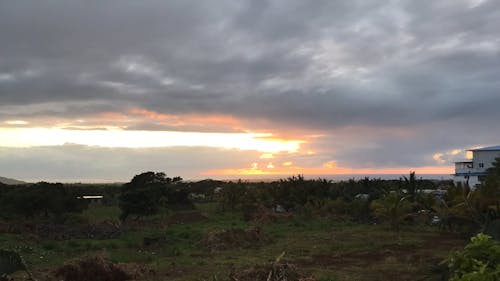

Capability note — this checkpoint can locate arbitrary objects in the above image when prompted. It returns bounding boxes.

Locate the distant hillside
[0,176,26,185]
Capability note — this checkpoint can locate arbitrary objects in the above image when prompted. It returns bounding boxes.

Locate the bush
[444,233,500,281]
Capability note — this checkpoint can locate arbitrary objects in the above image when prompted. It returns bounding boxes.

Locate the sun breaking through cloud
[1,0,499,181]
[0,128,303,153]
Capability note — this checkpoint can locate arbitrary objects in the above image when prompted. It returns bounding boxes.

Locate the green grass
[0,203,467,281]
[81,204,121,223]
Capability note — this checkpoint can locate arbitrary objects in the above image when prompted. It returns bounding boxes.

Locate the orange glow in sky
[1,108,456,178]
[129,108,242,129]
[0,127,303,153]
[202,161,453,176]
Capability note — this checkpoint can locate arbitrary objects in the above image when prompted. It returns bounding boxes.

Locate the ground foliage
[0,172,484,281]
[444,233,500,281]
[201,227,272,252]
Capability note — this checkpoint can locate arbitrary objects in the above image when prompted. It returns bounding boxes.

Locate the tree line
[1,158,499,237]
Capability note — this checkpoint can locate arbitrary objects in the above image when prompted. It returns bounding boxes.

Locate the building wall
[473,150,500,172]
[453,150,500,189]
[453,175,480,188]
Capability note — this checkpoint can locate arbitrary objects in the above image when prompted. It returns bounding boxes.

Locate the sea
[202,174,453,182]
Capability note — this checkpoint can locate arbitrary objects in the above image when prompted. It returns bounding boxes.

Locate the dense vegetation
[444,233,500,281]
[0,182,88,220]
[0,163,499,280]
[119,172,190,221]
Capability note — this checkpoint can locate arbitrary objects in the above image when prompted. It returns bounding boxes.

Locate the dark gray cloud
[1,0,500,176]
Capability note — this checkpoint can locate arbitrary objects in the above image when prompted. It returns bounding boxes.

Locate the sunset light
[1,2,498,279]
[0,128,303,153]
[202,163,454,177]
[1,0,496,182]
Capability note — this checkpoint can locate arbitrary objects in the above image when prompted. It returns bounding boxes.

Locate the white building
[454,145,500,188]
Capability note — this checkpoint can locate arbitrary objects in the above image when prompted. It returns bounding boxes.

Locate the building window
[479,163,484,168]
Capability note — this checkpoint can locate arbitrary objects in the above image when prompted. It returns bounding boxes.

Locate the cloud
[0,145,260,182]
[1,0,500,178]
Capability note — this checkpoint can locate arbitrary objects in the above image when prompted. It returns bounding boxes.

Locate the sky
[1,0,500,182]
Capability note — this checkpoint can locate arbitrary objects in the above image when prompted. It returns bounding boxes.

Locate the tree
[371,190,414,231]
[217,180,246,212]
[483,157,500,212]
[435,181,500,236]
[118,172,186,221]
[440,158,500,231]
[402,171,420,202]
[0,182,87,219]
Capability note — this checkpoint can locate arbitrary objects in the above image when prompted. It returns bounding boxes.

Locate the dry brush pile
[52,254,147,281]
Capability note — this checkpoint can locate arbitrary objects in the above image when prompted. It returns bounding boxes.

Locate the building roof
[454,172,488,177]
[471,145,500,151]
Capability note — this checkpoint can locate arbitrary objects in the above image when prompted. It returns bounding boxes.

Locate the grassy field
[0,202,467,281]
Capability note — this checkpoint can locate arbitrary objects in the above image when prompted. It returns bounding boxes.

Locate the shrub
[444,233,500,281]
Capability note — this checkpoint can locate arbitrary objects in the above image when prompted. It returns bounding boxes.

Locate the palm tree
[371,190,413,231]
[402,171,419,202]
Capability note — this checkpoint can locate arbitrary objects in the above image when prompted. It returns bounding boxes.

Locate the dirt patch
[201,227,272,252]
[230,262,315,281]
[243,204,294,225]
[53,255,142,281]
[167,211,208,225]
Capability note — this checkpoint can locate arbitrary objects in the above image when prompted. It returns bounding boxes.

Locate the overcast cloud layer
[1,0,500,181]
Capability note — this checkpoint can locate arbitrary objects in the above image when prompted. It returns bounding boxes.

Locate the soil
[52,254,146,281]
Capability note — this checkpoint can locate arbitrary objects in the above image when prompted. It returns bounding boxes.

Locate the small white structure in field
[454,145,500,188]
[77,195,104,203]
[354,193,370,200]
